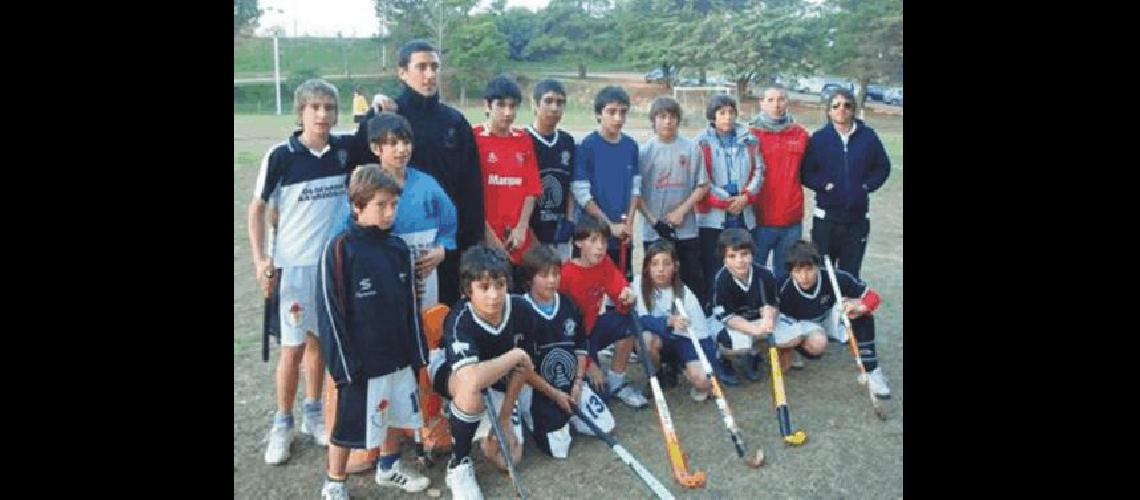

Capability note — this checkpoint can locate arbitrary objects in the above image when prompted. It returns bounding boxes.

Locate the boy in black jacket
[316,165,431,499]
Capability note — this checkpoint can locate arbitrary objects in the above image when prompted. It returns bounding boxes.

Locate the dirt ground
[234,88,903,499]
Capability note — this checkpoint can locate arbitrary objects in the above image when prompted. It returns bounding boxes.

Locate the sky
[256,0,551,38]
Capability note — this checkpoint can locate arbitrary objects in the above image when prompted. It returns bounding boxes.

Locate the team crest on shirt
[679,154,690,169]
[561,150,571,166]
[444,128,457,148]
[336,149,348,168]
[451,340,470,357]
[513,332,525,347]
[288,301,303,327]
[487,152,499,164]
[541,347,576,387]
[563,318,576,338]
[356,278,377,299]
[516,152,526,165]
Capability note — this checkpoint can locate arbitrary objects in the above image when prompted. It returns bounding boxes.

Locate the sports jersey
[253,131,359,268]
[520,292,587,432]
[571,131,640,224]
[710,263,779,325]
[525,126,576,243]
[474,124,542,263]
[558,258,628,335]
[391,166,457,307]
[777,268,867,321]
[638,135,708,241]
[442,295,534,392]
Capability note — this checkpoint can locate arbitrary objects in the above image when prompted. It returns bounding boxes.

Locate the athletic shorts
[473,388,525,445]
[658,333,718,365]
[330,366,423,449]
[277,265,319,346]
[772,310,841,345]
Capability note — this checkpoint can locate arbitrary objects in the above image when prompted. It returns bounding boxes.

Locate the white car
[883,87,903,106]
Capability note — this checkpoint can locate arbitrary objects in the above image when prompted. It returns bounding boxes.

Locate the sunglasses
[830,102,854,110]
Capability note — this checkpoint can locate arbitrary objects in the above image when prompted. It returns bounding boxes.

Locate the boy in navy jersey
[775,240,890,398]
[525,79,577,260]
[709,228,779,383]
[515,245,615,457]
[429,245,536,500]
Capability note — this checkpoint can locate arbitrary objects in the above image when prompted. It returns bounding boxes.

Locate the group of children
[249,75,892,500]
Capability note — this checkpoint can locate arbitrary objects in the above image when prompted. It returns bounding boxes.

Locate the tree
[374,0,478,51]
[525,0,619,78]
[234,0,261,38]
[816,0,903,111]
[495,7,540,60]
[447,14,508,106]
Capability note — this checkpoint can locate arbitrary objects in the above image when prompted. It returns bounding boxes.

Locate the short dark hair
[716,228,754,261]
[398,39,438,68]
[705,94,738,121]
[785,240,822,271]
[572,213,610,242]
[459,244,513,295]
[827,88,857,110]
[483,74,523,104]
[593,86,630,115]
[367,112,415,145]
[519,244,562,289]
[648,96,681,129]
[348,165,402,214]
[532,79,566,103]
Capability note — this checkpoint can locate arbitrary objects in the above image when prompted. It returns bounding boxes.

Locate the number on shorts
[409,391,420,414]
[586,394,604,419]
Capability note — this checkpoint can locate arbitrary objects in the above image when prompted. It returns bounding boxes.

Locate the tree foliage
[234,0,261,38]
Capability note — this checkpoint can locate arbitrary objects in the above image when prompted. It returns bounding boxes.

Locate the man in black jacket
[800,89,891,279]
[356,39,484,307]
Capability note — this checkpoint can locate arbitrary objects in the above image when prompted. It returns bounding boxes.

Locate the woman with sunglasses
[800,89,891,281]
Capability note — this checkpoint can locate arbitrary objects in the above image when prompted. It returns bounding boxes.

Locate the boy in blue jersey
[571,86,641,280]
[317,166,432,499]
[525,79,577,260]
[247,79,364,467]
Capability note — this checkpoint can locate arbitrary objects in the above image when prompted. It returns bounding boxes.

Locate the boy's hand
[373,94,397,113]
[510,348,535,373]
[570,379,583,405]
[552,390,574,413]
[506,225,527,252]
[726,196,748,215]
[664,208,685,227]
[415,246,445,276]
[668,314,689,332]
[618,287,637,306]
[586,364,606,394]
[255,260,274,297]
[843,298,868,318]
[609,222,629,241]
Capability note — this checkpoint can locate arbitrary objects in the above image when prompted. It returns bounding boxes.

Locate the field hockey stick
[823,255,887,421]
[482,388,527,499]
[674,298,764,467]
[568,405,675,500]
[768,339,808,446]
[628,312,708,488]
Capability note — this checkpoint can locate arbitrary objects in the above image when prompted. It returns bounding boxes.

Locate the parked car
[865,84,888,102]
[884,87,903,106]
[645,67,673,84]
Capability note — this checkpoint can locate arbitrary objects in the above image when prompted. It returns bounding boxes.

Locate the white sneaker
[689,387,709,402]
[375,459,430,493]
[320,480,349,500]
[445,457,484,500]
[598,345,639,362]
[301,408,329,446]
[263,423,293,465]
[614,384,649,408]
[866,367,891,399]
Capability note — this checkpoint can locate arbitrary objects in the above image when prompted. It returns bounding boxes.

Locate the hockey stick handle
[569,406,675,500]
[674,299,748,459]
[481,388,527,500]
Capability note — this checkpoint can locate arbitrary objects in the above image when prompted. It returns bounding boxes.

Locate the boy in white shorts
[247,79,365,466]
[774,240,890,398]
[316,166,433,499]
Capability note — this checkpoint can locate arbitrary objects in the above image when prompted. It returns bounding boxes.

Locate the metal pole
[273,35,282,115]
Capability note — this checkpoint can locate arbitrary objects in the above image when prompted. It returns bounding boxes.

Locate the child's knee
[686,366,710,391]
[805,333,827,354]
[775,337,802,349]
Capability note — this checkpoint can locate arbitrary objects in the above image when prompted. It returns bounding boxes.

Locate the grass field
[234,91,903,498]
